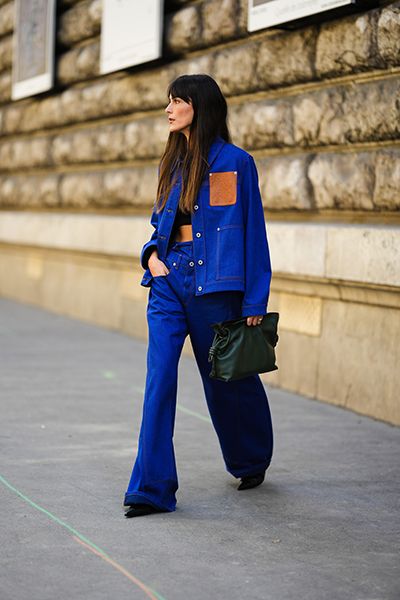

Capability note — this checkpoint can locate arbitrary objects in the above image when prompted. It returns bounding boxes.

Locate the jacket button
[172,262,177,267]
[198,259,203,265]
[189,261,194,267]
[198,286,203,291]
[194,205,199,210]
[216,227,220,231]
[196,232,201,238]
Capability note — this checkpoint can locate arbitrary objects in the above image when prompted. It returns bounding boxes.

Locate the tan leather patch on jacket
[209,171,237,206]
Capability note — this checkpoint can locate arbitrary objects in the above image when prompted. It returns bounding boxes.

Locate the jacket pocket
[209,171,237,206]
[140,267,153,287]
[140,265,169,287]
[216,224,244,280]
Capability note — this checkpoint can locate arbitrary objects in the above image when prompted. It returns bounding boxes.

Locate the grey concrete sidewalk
[0,297,399,600]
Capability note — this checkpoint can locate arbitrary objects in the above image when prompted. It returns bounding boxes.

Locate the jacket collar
[174,135,226,177]
[207,135,226,170]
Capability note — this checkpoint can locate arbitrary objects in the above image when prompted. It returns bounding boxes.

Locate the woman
[124,74,273,518]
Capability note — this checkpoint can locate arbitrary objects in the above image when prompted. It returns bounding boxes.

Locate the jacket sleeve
[240,155,272,318]
[140,205,159,270]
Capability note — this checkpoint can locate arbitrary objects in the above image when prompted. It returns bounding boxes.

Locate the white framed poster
[11,0,56,100]
[100,0,164,75]
[248,0,355,31]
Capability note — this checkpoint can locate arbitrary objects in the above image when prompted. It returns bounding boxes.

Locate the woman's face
[165,94,194,138]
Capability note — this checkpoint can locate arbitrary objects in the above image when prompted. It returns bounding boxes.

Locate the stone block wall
[0,0,399,213]
[0,0,399,424]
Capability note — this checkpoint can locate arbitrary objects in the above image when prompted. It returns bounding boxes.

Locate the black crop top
[142,204,193,269]
[171,205,192,239]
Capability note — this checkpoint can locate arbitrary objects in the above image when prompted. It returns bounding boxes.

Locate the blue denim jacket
[140,136,272,317]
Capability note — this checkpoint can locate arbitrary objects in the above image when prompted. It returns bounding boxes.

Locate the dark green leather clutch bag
[208,313,279,382]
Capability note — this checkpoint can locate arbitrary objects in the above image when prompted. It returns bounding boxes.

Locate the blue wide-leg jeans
[124,241,273,512]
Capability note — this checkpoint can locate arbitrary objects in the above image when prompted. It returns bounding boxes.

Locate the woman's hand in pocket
[148,250,170,277]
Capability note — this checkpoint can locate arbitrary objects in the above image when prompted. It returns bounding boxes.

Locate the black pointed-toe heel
[237,471,266,491]
[124,503,164,518]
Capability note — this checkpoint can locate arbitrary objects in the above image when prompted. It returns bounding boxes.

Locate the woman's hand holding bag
[208,312,279,382]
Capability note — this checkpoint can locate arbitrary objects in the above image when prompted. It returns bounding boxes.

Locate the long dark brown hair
[156,74,231,213]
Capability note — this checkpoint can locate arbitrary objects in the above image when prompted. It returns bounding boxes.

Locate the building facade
[0,0,399,424]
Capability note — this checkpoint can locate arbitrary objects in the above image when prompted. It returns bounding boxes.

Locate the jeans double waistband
[168,240,194,268]
[170,240,193,248]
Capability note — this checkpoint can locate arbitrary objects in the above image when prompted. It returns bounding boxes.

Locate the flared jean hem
[124,491,175,512]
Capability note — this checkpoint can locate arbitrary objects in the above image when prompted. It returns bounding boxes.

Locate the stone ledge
[271,274,400,310]
[0,211,150,257]
[1,239,398,310]
[269,221,400,287]
[0,211,398,289]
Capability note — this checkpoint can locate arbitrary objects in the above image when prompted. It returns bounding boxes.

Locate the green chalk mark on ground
[176,405,212,424]
[0,474,107,555]
[102,370,116,379]
[0,474,167,600]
